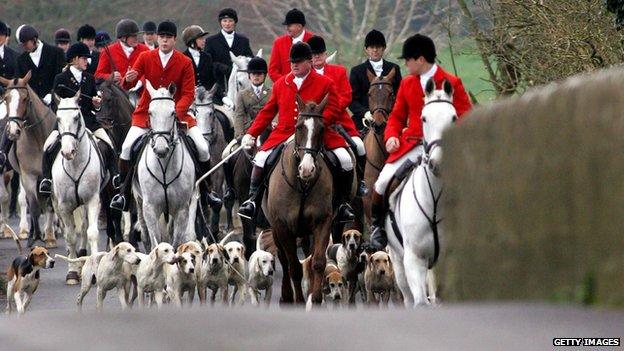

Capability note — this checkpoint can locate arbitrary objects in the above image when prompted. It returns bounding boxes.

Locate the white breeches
[120,126,149,160]
[352,136,365,156]
[253,148,273,168]
[374,145,423,195]
[254,146,353,171]
[43,130,59,151]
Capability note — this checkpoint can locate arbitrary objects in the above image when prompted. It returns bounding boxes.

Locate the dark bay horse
[0,72,57,247]
[362,68,396,227]
[263,95,335,305]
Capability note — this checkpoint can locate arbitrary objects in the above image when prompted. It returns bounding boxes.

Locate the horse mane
[24,85,54,126]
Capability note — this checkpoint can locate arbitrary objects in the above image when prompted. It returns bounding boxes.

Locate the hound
[165,251,196,307]
[323,262,347,307]
[326,229,364,303]
[198,238,229,305]
[6,247,55,314]
[223,234,247,305]
[177,241,204,286]
[247,230,275,306]
[56,242,140,310]
[364,251,401,307]
[133,242,177,308]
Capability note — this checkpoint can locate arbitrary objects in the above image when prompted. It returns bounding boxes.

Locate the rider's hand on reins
[125,69,138,83]
[242,134,255,149]
[386,137,399,153]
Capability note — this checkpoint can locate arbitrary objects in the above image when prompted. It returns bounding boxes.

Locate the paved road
[0,219,622,350]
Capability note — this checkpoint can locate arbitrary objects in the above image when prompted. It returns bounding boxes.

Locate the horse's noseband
[295,112,325,159]
[149,96,178,149]
[5,86,29,127]
[57,107,86,142]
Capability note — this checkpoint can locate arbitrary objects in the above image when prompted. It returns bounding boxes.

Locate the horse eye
[164,249,169,253]
[127,249,131,252]
[452,115,458,122]
[422,116,427,123]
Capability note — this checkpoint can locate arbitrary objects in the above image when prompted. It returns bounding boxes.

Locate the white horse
[224,48,263,112]
[386,78,457,307]
[51,92,105,284]
[134,81,196,250]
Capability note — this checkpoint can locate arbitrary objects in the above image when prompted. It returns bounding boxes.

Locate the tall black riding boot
[38,138,62,196]
[198,160,223,209]
[334,168,356,223]
[0,131,14,173]
[237,165,266,220]
[369,190,388,249]
[99,140,119,186]
[110,159,132,211]
[355,153,369,196]
[223,158,235,202]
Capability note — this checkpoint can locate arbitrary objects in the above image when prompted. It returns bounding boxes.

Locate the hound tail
[55,254,90,263]
[256,229,276,254]
[218,231,238,246]
[5,225,23,255]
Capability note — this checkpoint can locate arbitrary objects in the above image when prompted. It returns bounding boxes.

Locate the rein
[57,107,87,142]
[5,86,47,131]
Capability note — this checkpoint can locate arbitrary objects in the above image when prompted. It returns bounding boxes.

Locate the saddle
[214,107,234,142]
[386,158,418,200]
[181,132,200,173]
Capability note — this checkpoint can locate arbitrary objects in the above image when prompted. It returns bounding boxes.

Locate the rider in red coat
[308,35,369,197]
[110,21,221,212]
[238,42,355,223]
[369,34,473,249]
[268,8,314,83]
[95,19,149,87]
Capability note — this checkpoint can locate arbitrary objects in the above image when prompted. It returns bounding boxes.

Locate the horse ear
[21,70,32,85]
[255,48,263,58]
[208,84,218,97]
[53,93,61,106]
[0,76,10,87]
[196,86,205,101]
[318,93,330,112]
[425,78,436,97]
[295,94,306,112]
[167,83,177,96]
[326,51,337,64]
[145,80,157,97]
[229,51,240,68]
[442,79,453,98]
[385,67,396,82]
[366,69,376,83]
[74,89,81,100]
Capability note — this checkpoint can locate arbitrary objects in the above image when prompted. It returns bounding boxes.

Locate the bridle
[190,99,216,144]
[294,112,324,160]
[366,80,395,134]
[57,106,86,142]
[148,96,178,151]
[5,86,30,129]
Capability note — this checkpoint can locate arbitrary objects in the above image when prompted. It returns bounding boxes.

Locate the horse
[96,77,134,246]
[386,78,456,307]
[362,68,397,228]
[0,72,57,248]
[264,94,352,306]
[0,97,18,240]
[134,81,196,250]
[189,85,226,239]
[225,49,263,111]
[51,92,106,284]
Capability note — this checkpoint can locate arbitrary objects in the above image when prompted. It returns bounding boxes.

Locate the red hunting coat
[320,64,359,137]
[122,49,197,129]
[247,69,347,151]
[385,66,472,163]
[268,30,315,83]
[95,41,149,82]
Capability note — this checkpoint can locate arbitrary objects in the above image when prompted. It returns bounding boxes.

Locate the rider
[95,19,149,87]
[349,29,402,131]
[141,21,158,50]
[0,21,18,83]
[204,8,253,105]
[308,35,368,196]
[237,42,355,223]
[182,25,218,95]
[368,34,473,250]
[94,31,111,53]
[268,8,314,83]
[54,28,71,53]
[222,56,272,201]
[109,21,221,212]
[38,42,118,196]
[76,24,99,74]
[0,24,65,173]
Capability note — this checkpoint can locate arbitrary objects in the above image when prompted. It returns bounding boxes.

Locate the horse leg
[274,233,294,304]
[241,218,255,260]
[224,195,234,232]
[23,178,42,246]
[0,174,11,238]
[309,220,332,306]
[210,205,221,239]
[172,207,190,249]
[86,196,101,254]
[59,209,80,285]
[43,206,57,248]
[142,204,161,248]
[186,194,198,242]
[75,208,88,255]
[18,183,29,240]
[388,248,413,306]
[284,235,304,304]
[135,199,151,252]
[403,248,430,307]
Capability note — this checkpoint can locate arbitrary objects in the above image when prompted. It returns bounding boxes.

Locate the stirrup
[38,179,52,195]
[237,200,256,220]
[335,203,355,223]
[369,226,388,250]
[206,191,223,209]
[110,194,127,211]
[112,174,122,189]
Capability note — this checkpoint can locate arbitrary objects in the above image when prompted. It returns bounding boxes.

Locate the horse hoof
[66,272,80,285]
[45,239,58,249]
[77,249,87,257]
[18,230,28,240]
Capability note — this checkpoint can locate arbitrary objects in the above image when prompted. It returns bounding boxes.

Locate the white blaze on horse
[386,78,457,307]
[134,81,196,250]
[51,92,106,284]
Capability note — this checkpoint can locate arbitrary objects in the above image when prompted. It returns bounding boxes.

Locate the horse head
[96,78,132,129]
[146,80,177,159]
[294,94,329,182]
[366,67,396,133]
[194,85,217,141]
[421,78,457,175]
[229,52,254,93]
[0,71,32,141]
[55,90,85,160]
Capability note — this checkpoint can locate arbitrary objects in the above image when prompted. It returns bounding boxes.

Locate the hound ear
[366,69,376,83]
[201,237,209,250]
[167,83,177,96]
[322,277,331,295]
[220,245,229,261]
[385,67,396,82]
[318,93,329,112]
[145,80,157,97]
[113,245,120,257]
[442,79,453,98]
[295,94,306,113]
[21,70,32,85]
[241,245,246,259]
[341,233,347,247]
[150,247,158,260]
[425,78,435,97]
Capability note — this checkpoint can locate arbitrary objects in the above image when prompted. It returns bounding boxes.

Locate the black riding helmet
[247,57,268,74]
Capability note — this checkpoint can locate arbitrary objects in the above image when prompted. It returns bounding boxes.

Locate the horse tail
[54,254,90,263]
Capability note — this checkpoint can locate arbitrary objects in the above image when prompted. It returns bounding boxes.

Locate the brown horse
[0,72,57,247]
[264,95,340,305]
[362,68,396,227]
